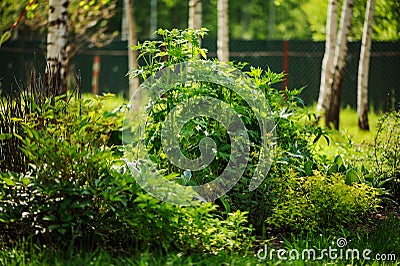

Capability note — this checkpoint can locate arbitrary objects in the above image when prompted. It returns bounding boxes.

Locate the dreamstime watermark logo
[257,237,397,262]
[122,60,275,205]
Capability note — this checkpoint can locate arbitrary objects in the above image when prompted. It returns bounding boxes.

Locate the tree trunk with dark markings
[357,0,375,130]
[46,0,68,96]
[325,0,354,129]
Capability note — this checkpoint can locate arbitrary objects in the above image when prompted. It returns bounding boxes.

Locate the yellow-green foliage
[267,169,380,233]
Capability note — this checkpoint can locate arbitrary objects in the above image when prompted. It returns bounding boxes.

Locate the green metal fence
[1,39,399,110]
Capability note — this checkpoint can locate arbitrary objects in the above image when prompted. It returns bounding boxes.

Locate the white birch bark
[46,0,68,95]
[217,0,229,62]
[316,0,339,114]
[357,0,375,130]
[325,0,354,129]
[189,0,202,29]
[150,0,157,38]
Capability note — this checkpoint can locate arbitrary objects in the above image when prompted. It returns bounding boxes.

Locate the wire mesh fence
[203,39,400,111]
[1,39,399,110]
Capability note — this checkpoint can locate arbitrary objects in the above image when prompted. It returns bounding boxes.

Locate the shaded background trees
[1,0,399,128]
[1,0,119,88]
[4,0,398,43]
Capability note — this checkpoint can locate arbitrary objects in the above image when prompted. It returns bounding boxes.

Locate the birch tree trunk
[46,0,68,96]
[357,0,375,130]
[217,0,229,62]
[325,0,354,129]
[127,0,139,99]
[150,0,157,38]
[316,0,339,115]
[189,0,202,29]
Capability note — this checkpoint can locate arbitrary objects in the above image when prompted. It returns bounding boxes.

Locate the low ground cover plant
[267,169,380,233]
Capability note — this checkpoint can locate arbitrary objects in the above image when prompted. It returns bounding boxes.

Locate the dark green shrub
[372,111,400,204]
[127,28,330,235]
[0,94,127,246]
[122,192,253,253]
[0,90,254,254]
[224,74,329,233]
[0,67,74,173]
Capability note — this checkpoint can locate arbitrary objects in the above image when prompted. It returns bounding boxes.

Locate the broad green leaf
[334,155,344,169]
[0,31,11,47]
[2,177,15,186]
[0,133,12,140]
[345,169,359,185]
[165,172,180,180]
[220,196,230,213]
[199,49,207,59]
[327,163,338,174]
[57,228,67,235]
[304,160,313,176]
[43,215,57,221]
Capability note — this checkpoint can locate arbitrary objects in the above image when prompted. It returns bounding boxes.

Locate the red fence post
[92,55,101,95]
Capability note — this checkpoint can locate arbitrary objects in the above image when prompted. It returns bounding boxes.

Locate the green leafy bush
[372,110,400,204]
[267,169,380,233]
[0,94,127,245]
[129,28,237,185]
[0,90,253,254]
[225,76,329,233]
[128,28,331,235]
[125,192,253,253]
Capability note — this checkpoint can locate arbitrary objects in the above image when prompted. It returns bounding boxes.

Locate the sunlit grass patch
[81,92,127,111]
[314,105,381,162]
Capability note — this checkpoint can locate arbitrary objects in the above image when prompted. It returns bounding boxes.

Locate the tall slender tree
[217,0,229,62]
[150,0,157,38]
[46,0,68,95]
[316,0,339,116]
[325,0,354,129]
[126,0,139,99]
[268,0,275,39]
[357,0,376,130]
[188,0,202,29]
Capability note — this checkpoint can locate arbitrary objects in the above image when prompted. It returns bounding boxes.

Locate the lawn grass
[2,214,399,266]
[314,105,381,162]
[81,92,126,111]
[281,212,400,265]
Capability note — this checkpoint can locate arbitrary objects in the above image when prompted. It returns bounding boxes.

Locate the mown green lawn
[315,105,380,152]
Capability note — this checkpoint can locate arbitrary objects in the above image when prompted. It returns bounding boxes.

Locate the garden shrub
[0,90,254,254]
[225,78,328,233]
[128,28,330,235]
[0,67,70,173]
[0,94,128,246]
[126,192,253,253]
[267,169,380,233]
[372,110,400,204]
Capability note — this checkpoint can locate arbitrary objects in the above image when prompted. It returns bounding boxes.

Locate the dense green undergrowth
[0,28,399,264]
